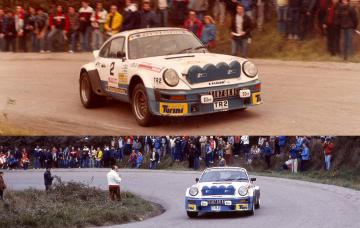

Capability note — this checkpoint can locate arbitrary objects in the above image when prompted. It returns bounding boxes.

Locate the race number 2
[110,62,115,76]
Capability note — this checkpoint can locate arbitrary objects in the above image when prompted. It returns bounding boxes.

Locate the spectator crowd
[0,136,336,173]
[0,0,358,59]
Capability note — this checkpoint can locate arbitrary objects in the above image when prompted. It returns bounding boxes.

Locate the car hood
[192,181,250,197]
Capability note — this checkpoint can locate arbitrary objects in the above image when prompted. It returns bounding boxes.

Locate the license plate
[211,206,221,211]
[214,100,229,110]
[209,88,238,99]
[239,89,251,98]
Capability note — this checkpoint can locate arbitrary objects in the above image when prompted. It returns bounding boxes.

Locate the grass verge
[0,180,163,228]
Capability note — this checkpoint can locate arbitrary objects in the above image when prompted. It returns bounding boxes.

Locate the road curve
[1,53,360,135]
[3,169,360,228]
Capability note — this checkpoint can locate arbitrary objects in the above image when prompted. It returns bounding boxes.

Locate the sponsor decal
[235,204,249,211]
[107,86,128,95]
[188,204,197,211]
[160,102,188,115]
[197,73,207,78]
[118,73,127,85]
[139,63,163,73]
[108,76,118,88]
[154,77,162,84]
[209,80,225,86]
[227,69,237,75]
[129,30,188,41]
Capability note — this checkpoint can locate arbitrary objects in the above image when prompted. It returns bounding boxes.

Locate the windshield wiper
[194,45,207,50]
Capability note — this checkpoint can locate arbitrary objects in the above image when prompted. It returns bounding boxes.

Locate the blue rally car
[185,167,261,218]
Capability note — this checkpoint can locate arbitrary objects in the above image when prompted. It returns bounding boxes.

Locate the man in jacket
[107,165,122,201]
[48,5,70,52]
[300,143,310,172]
[230,4,252,58]
[78,1,94,51]
[139,0,159,28]
[323,0,340,56]
[34,7,48,53]
[91,2,107,50]
[287,0,301,39]
[121,0,140,31]
[44,168,54,191]
[0,172,6,200]
[323,138,334,170]
[15,5,26,52]
[336,0,358,60]
[3,10,17,52]
[299,0,316,40]
[68,6,80,53]
[0,8,4,51]
[183,10,203,38]
[104,5,123,37]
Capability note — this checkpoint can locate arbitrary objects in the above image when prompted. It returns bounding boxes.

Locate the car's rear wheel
[187,211,198,218]
[131,83,153,126]
[80,72,104,108]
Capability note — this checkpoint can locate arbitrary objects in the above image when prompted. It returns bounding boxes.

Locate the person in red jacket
[323,138,334,171]
[47,5,70,52]
[183,11,203,38]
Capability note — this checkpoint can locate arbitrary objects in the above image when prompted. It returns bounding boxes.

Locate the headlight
[238,186,248,196]
[243,61,258,78]
[189,187,199,196]
[163,69,180,87]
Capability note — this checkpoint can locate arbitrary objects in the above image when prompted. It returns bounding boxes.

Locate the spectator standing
[128,150,137,168]
[3,10,17,52]
[201,15,216,49]
[78,1,94,52]
[68,6,80,53]
[300,143,310,171]
[91,2,107,50]
[34,7,48,53]
[15,5,26,52]
[323,0,340,56]
[48,5,70,52]
[149,148,160,169]
[95,147,103,168]
[121,0,140,31]
[155,0,169,26]
[262,141,273,169]
[289,143,298,173]
[25,6,37,52]
[107,166,122,201]
[188,0,208,20]
[44,168,54,191]
[33,146,42,169]
[300,0,316,40]
[323,138,334,170]
[0,8,4,51]
[224,141,233,165]
[173,0,189,25]
[213,0,226,26]
[104,5,123,37]
[336,0,358,60]
[0,172,6,200]
[230,4,252,58]
[139,0,159,28]
[184,11,203,38]
[287,0,301,39]
[276,0,288,34]
[255,0,265,31]
[136,152,143,168]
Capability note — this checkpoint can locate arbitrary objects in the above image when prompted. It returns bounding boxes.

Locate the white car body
[185,167,260,217]
[79,28,262,126]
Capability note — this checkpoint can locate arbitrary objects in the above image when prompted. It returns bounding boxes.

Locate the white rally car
[79,28,262,126]
[185,167,260,218]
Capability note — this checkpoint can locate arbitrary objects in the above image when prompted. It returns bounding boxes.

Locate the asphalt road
[3,169,360,228]
[1,53,360,135]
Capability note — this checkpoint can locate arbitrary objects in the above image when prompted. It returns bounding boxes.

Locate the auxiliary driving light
[201,201,208,207]
[224,201,232,206]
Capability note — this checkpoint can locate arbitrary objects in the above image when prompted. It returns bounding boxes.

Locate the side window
[109,37,125,58]
[99,42,110,58]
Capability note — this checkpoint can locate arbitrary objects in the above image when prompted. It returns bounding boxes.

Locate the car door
[106,37,126,93]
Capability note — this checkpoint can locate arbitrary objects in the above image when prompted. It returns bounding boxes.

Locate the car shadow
[194,211,253,220]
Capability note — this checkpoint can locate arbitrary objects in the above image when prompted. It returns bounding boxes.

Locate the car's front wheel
[187,211,198,218]
[255,198,260,209]
[131,83,153,126]
[248,201,255,216]
[80,72,104,108]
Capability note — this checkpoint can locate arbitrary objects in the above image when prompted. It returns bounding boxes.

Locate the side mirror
[116,51,126,60]
[195,178,199,182]
[250,178,256,182]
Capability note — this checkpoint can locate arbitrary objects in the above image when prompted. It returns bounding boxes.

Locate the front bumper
[147,80,262,117]
[185,196,254,212]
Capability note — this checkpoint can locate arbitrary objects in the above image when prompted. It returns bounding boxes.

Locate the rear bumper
[147,80,262,117]
[185,196,254,212]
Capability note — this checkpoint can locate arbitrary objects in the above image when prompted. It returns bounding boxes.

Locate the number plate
[211,206,221,211]
[214,100,229,110]
[239,89,251,98]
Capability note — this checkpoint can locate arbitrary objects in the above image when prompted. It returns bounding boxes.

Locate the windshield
[199,170,249,183]
[128,30,207,59]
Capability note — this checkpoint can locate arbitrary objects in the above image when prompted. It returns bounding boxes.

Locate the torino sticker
[160,102,188,116]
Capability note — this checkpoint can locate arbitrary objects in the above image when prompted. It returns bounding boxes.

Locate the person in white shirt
[107,165,122,201]
[91,2,107,50]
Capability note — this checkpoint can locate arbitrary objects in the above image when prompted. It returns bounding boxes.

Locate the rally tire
[131,83,154,127]
[187,211,198,218]
[80,72,104,108]
[248,201,255,216]
[255,198,260,209]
